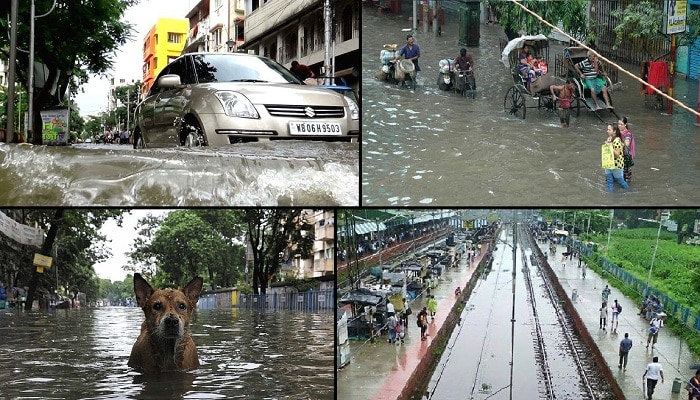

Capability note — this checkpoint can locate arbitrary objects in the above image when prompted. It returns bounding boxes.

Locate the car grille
[265,105,345,118]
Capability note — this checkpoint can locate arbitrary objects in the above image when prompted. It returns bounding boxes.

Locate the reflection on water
[362,9,700,206]
[0,307,333,399]
[0,141,358,206]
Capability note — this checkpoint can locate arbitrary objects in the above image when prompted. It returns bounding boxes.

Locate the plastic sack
[601,143,615,169]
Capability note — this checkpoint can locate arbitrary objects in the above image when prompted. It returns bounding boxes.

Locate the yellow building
[141,18,189,96]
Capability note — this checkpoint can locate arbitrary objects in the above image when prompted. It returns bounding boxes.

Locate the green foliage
[678,9,700,49]
[492,0,588,41]
[244,209,316,295]
[610,1,665,52]
[128,210,246,288]
[271,277,320,292]
[0,0,138,142]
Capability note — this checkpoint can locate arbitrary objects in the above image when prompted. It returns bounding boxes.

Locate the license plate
[289,121,343,135]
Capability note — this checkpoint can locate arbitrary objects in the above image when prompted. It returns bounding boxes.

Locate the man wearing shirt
[643,356,664,400]
[574,51,613,110]
[618,332,633,370]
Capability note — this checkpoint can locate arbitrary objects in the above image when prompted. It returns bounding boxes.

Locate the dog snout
[165,315,179,327]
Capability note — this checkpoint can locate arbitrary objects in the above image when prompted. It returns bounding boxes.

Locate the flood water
[0,141,358,206]
[362,6,700,206]
[0,307,333,399]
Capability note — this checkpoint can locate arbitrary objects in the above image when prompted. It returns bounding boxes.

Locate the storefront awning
[354,221,387,235]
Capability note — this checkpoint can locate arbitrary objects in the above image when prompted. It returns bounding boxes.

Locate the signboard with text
[41,108,70,146]
[663,0,687,34]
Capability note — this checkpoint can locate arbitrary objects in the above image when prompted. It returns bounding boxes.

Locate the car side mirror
[158,74,183,89]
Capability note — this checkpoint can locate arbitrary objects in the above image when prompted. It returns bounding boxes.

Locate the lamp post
[606,209,614,252]
[639,217,663,296]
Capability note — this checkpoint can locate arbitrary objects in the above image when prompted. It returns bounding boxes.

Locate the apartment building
[242,0,360,92]
[141,18,189,96]
[183,0,246,54]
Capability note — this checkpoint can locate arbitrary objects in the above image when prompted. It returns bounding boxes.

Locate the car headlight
[214,91,259,118]
[345,96,359,120]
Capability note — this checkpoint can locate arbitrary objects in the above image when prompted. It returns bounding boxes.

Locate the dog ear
[133,273,154,308]
[183,276,204,305]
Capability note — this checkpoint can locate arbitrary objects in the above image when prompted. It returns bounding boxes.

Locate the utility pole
[412,0,417,32]
[433,0,439,37]
[423,0,429,34]
[27,0,57,144]
[5,0,18,143]
[323,0,333,85]
[126,88,130,136]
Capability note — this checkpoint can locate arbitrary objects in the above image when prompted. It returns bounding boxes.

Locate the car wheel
[180,119,206,147]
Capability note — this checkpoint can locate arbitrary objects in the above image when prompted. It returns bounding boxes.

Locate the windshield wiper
[229,79,268,83]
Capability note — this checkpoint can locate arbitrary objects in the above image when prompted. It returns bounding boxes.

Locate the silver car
[133,52,360,147]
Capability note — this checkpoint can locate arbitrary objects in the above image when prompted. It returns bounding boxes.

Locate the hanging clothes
[646,61,669,95]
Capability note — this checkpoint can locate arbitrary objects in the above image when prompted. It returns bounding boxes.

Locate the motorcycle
[455,64,476,99]
[437,59,454,91]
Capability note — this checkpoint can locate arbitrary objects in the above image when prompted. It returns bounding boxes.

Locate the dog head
[133,273,203,339]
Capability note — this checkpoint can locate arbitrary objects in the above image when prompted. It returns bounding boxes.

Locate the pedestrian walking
[686,369,700,400]
[602,284,611,303]
[401,297,411,328]
[387,313,397,343]
[599,301,608,331]
[427,295,438,321]
[395,319,405,345]
[417,307,428,341]
[386,300,395,318]
[618,332,633,370]
[602,124,629,192]
[611,299,621,333]
[647,317,662,349]
[643,356,664,400]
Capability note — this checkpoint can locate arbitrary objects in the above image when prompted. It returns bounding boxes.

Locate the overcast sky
[93,209,172,282]
[74,0,192,116]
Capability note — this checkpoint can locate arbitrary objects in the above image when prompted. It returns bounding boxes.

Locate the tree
[0,0,138,144]
[610,1,665,57]
[0,85,28,138]
[670,209,697,244]
[493,0,588,42]
[21,209,126,310]
[243,209,315,295]
[84,116,104,140]
[127,210,246,288]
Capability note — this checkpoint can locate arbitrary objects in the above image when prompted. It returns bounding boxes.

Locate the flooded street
[0,307,334,399]
[362,5,700,206]
[0,141,358,206]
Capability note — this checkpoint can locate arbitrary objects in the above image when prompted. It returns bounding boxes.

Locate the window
[341,5,353,42]
[168,33,181,43]
[212,28,223,49]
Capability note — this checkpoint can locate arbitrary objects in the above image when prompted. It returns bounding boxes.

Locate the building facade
[183,0,246,54]
[241,0,360,93]
[141,18,189,96]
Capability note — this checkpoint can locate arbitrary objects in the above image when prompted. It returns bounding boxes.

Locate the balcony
[313,258,334,273]
[245,0,317,43]
[315,225,334,241]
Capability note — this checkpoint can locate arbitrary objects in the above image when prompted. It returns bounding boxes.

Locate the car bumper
[198,112,360,145]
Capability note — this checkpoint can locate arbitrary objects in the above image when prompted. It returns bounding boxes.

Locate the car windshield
[192,54,302,84]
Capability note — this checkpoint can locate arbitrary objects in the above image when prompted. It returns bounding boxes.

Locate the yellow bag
[601,143,615,169]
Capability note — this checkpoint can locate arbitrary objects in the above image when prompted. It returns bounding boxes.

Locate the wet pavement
[338,226,699,399]
[543,241,697,400]
[336,239,491,400]
[362,2,700,206]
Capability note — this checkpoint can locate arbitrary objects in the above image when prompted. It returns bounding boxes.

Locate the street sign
[33,253,52,268]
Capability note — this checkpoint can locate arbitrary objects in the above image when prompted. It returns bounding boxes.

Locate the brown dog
[128,273,203,372]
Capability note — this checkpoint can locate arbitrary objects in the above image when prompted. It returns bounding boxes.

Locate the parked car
[133,52,360,148]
